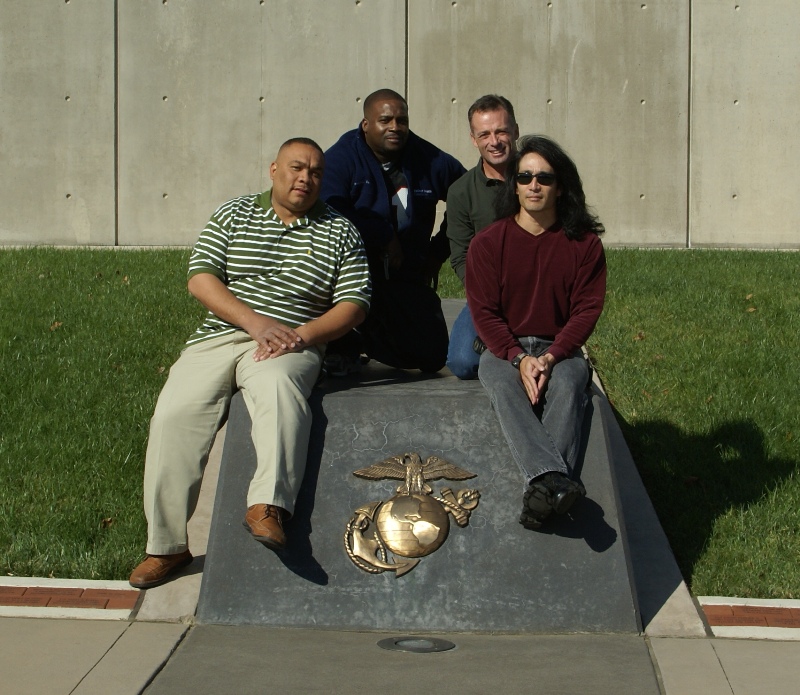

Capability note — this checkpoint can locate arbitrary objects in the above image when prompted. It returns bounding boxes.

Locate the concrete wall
[117,0,405,245]
[689,1,800,247]
[0,0,115,245]
[0,0,796,248]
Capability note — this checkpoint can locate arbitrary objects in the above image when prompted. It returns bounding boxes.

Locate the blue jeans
[446,304,481,380]
[478,337,589,487]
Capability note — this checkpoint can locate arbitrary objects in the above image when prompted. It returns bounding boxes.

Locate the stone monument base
[196,364,640,634]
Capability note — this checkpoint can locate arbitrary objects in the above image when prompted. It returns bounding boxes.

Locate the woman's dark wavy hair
[495,134,604,239]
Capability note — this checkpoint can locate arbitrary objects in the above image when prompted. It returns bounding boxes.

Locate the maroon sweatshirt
[465,216,606,364]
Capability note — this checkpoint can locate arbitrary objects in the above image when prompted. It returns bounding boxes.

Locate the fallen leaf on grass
[49,321,62,331]
[633,331,646,341]
[745,293,753,300]
[100,517,114,529]
[706,395,714,403]
[157,366,166,374]
[653,354,664,360]
[746,307,756,313]
[121,275,129,285]
[642,389,652,399]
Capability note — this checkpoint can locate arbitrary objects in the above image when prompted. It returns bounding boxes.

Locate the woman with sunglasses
[465,134,606,530]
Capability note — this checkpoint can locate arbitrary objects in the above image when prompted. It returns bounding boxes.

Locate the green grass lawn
[590,249,800,598]
[1,247,798,597]
[0,248,202,580]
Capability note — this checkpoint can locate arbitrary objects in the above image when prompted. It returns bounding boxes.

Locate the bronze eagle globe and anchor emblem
[344,453,481,576]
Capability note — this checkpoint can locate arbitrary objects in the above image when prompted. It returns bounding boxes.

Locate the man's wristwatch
[511,353,527,370]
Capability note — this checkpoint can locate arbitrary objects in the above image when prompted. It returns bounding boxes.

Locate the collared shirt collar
[255,188,327,225]
[477,158,504,187]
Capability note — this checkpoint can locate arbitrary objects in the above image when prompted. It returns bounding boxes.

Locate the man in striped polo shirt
[129,138,371,589]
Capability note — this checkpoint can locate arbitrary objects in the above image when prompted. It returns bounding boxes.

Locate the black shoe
[552,482,584,515]
[523,472,586,520]
[522,479,554,521]
[519,506,546,530]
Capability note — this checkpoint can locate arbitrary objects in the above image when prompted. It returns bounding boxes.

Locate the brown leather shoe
[242,504,287,551]
[129,550,193,589]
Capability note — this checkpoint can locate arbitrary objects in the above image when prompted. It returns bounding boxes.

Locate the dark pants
[330,277,449,373]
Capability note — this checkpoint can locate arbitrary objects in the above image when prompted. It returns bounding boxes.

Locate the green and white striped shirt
[185,190,371,346]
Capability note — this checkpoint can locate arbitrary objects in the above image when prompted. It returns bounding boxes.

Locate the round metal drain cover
[377,636,456,653]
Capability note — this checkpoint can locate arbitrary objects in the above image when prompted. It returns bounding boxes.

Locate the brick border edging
[702,603,800,629]
[0,585,140,610]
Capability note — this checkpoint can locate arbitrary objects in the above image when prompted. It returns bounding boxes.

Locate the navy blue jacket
[321,127,465,278]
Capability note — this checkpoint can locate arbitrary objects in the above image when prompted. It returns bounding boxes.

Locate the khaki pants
[142,331,322,555]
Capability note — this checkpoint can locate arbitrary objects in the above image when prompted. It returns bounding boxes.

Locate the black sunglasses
[515,171,557,186]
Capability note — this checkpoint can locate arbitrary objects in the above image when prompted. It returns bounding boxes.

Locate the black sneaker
[523,472,586,521]
[522,478,555,520]
[519,506,547,530]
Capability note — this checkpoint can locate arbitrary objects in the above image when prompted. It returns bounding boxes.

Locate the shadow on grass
[612,410,796,586]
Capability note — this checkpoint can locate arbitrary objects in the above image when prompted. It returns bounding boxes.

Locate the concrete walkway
[2,301,800,694]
